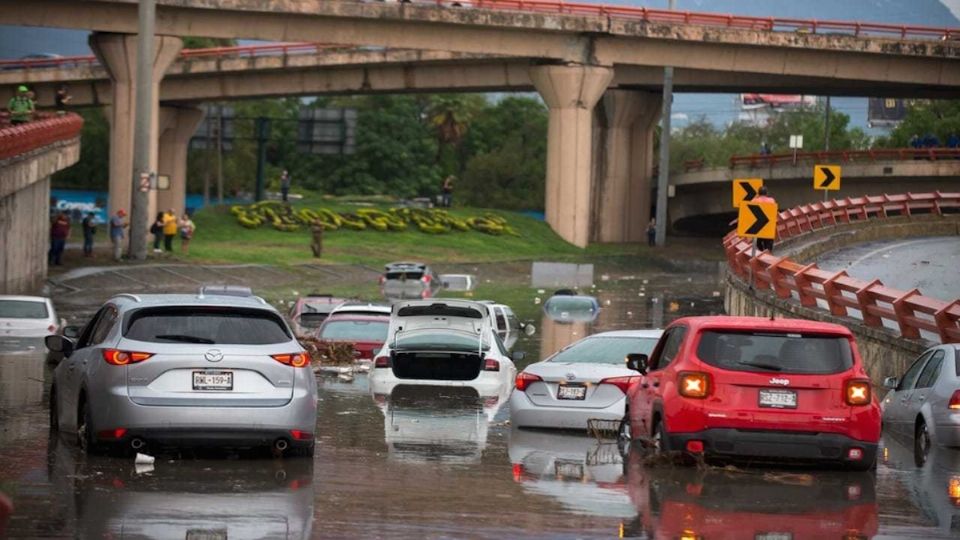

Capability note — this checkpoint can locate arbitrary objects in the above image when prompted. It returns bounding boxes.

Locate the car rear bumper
[667,428,878,465]
[107,428,315,449]
[509,391,624,430]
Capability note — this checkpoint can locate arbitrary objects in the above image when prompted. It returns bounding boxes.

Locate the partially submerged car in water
[379,262,439,300]
[287,294,348,337]
[542,291,600,324]
[370,299,520,396]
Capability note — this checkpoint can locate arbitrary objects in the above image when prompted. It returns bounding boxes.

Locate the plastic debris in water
[601,274,610,281]
[135,453,155,465]
[537,289,545,294]
[534,297,541,305]
[712,291,721,297]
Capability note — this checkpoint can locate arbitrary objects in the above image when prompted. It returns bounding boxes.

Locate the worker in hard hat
[7,85,35,125]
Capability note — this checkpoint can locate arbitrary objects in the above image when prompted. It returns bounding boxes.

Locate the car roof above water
[107,293,273,311]
[587,329,664,339]
[671,316,854,337]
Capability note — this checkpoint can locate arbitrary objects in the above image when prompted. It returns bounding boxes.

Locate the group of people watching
[151,209,196,255]
[909,133,960,149]
[6,84,71,124]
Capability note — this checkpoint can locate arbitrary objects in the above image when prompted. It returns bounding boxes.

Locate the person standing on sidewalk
[753,186,777,252]
[48,212,70,266]
[162,209,178,252]
[280,170,291,202]
[81,212,96,257]
[109,209,128,261]
[179,213,195,255]
[441,175,454,208]
[150,211,165,253]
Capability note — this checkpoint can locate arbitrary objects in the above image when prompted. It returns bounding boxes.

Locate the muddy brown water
[1,260,957,538]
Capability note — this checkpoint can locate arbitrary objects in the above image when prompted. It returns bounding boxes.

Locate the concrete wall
[0,140,81,294]
[724,214,960,384]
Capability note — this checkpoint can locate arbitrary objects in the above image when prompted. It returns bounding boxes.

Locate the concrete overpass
[669,154,960,234]
[1,0,958,247]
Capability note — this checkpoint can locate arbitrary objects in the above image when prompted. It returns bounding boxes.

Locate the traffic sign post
[814,164,841,201]
[732,178,763,208]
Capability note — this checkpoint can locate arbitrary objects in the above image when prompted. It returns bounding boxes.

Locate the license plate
[192,370,233,391]
[756,533,792,540]
[759,388,797,409]
[555,460,584,479]
[558,385,586,400]
[186,529,228,540]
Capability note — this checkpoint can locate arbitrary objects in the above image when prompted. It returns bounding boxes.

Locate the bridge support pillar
[531,64,613,248]
[593,90,661,243]
[157,107,205,218]
[90,32,181,234]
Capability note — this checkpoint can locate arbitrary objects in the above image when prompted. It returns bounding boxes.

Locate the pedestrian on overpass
[753,186,777,253]
[55,85,72,115]
[48,211,70,266]
[81,212,96,257]
[7,85,34,125]
[109,209,128,262]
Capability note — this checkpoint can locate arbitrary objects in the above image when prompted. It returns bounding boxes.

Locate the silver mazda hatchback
[46,291,318,457]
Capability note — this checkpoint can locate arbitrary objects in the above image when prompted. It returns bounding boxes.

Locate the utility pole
[823,96,832,151]
[216,103,224,203]
[254,117,271,202]
[654,0,676,247]
[129,0,155,260]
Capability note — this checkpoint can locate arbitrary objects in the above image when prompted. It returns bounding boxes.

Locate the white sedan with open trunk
[510,329,662,431]
[370,300,520,396]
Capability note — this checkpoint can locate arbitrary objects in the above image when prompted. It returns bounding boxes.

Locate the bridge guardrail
[729,148,960,169]
[723,192,960,343]
[0,113,83,160]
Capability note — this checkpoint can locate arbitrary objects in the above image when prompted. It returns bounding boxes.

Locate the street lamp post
[654,0,676,247]
[129,0,156,260]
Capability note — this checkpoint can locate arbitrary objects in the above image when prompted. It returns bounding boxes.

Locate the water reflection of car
[287,294,347,337]
[371,300,519,394]
[0,295,64,355]
[508,429,634,518]
[313,313,390,363]
[46,292,318,457]
[542,291,600,324]
[881,344,960,465]
[620,447,878,539]
[373,383,506,463]
[379,261,439,300]
[511,330,661,431]
[47,435,314,538]
[881,435,960,535]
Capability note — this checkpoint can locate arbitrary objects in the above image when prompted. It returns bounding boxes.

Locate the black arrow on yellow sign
[817,166,837,188]
[744,204,769,235]
[739,180,758,201]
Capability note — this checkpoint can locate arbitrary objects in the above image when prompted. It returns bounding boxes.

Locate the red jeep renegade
[624,316,880,470]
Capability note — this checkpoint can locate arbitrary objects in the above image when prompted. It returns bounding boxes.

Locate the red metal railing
[0,0,956,71]
[723,192,960,343]
[0,113,84,160]
[730,148,960,169]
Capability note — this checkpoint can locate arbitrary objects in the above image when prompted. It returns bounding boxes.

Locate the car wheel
[76,398,100,455]
[914,419,931,467]
[617,414,632,456]
[49,388,59,432]
[652,418,670,455]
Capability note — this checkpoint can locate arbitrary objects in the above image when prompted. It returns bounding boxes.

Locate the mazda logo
[205,349,223,362]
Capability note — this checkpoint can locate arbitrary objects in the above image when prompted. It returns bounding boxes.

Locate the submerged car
[881,343,960,464]
[511,330,662,431]
[314,313,390,363]
[625,316,881,470]
[379,261,439,300]
[0,295,64,353]
[370,299,519,395]
[288,294,347,337]
[542,291,600,324]
[46,291,318,456]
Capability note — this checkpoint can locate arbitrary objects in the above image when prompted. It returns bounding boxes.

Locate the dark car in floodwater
[542,291,600,324]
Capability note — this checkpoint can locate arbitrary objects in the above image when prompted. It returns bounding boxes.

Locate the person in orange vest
[753,186,777,252]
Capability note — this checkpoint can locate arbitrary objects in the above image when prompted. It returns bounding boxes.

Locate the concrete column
[157,107,205,217]
[593,90,661,243]
[531,65,613,248]
[90,32,181,229]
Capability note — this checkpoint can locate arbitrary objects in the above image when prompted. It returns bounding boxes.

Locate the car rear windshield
[320,320,389,342]
[0,300,48,319]
[385,271,424,280]
[696,330,853,374]
[550,336,659,365]
[394,330,489,352]
[124,307,290,345]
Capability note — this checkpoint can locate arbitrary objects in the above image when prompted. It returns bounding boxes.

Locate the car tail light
[271,353,310,368]
[289,430,313,441]
[948,390,960,410]
[845,379,872,406]
[421,274,432,284]
[484,358,500,372]
[685,440,705,453]
[374,355,391,368]
[599,376,641,394]
[47,324,57,333]
[678,372,711,399]
[102,349,153,365]
[948,476,960,501]
[97,428,128,440]
[515,372,542,391]
[847,447,864,460]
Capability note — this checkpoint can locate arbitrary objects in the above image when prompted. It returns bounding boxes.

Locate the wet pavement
[1,259,959,538]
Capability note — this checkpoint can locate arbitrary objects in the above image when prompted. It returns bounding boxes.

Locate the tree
[51,109,109,190]
[875,100,960,147]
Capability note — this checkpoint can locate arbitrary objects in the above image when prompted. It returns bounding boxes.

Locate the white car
[479,300,531,351]
[370,299,519,396]
[510,329,662,431]
[329,302,392,317]
[0,295,64,354]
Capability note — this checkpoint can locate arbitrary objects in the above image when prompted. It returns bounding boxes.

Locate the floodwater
[1,259,958,538]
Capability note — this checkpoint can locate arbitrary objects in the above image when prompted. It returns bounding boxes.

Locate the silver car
[881,344,960,464]
[46,291,318,456]
[510,329,662,431]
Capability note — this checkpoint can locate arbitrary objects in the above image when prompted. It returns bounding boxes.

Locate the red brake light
[949,390,960,410]
[484,358,500,372]
[289,430,313,441]
[678,371,711,399]
[102,349,153,365]
[515,372,542,391]
[271,353,310,368]
[374,355,391,368]
[421,274,432,284]
[599,376,641,394]
[845,379,872,406]
[97,428,128,440]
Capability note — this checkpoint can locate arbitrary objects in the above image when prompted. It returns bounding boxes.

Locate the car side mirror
[511,351,526,362]
[62,325,81,339]
[626,353,649,375]
[882,376,899,390]
[45,335,75,357]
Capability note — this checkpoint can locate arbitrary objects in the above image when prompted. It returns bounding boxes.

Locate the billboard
[868,98,907,128]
